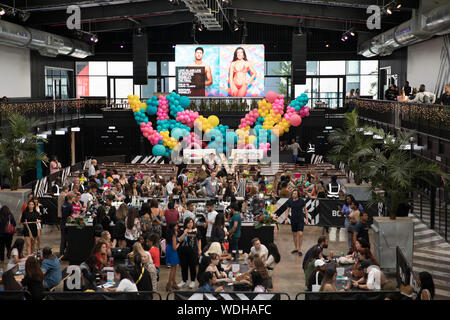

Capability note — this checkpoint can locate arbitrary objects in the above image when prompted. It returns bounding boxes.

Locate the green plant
[66,215,86,229]
[364,130,448,219]
[327,109,380,184]
[0,113,47,190]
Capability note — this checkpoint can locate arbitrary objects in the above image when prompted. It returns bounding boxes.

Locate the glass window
[267,61,291,76]
[89,61,107,76]
[89,76,108,96]
[360,75,378,97]
[161,62,175,76]
[76,75,89,98]
[294,84,307,97]
[320,78,338,94]
[264,77,289,96]
[319,61,345,75]
[361,60,378,75]
[141,79,158,98]
[148,62,157,76]
[76,62,88,75]
[306,61,318,75]
[107,62,133,76]
[346,61,360,75]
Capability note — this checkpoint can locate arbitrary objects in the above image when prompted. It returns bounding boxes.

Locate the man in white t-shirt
[205,200,218,244]
[250,237,268,261]
[182,201,196,224]
[165,176,176,196]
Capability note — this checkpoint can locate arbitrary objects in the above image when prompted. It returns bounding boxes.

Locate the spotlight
[386,8,392,14]
[90,34,98,43]
[341,37,345,42]
[168,0,179,4]
[0,8,5,16]
[397,3,402,9]
[325,43,329,48]
[344,35,348,40]
[120,44,124,49]
[197,23,203,32]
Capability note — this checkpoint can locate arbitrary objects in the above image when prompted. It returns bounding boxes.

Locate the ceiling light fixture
[397,3,402,9]
[386,7,392,14]
[0,8,6,16]
[197,23,203,32]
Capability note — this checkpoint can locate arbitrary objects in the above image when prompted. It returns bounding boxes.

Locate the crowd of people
[383,82,450,105]
[0,159,436,300]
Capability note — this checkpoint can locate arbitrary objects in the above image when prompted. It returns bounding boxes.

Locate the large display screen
[175,44,265,97]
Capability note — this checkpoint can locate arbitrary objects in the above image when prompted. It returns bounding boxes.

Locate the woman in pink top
[49,156,62,175]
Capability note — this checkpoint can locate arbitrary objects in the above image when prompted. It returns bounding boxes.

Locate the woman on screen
[228,47,257,97]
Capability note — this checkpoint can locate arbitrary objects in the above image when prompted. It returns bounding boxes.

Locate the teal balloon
[146,105,157,116]
[152,144,166,156]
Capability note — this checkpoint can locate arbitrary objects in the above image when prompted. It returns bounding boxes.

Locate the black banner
[176,66,206,96]
[275,199,380,228]
[396,246,419,294]
[38,196,58,225]
[172,291,284,301]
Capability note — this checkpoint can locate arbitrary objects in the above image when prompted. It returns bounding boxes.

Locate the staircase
[410,214,450,300]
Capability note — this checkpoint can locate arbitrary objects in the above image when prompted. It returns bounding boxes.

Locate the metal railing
[295,290,399,300]
[0,97,107,130]
[351,98,450,140]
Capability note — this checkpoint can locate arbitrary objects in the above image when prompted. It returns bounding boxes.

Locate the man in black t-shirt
[353,211,370,244]
[286,190,309,256]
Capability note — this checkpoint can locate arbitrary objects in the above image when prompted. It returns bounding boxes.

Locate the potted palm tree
[327,109,378,200]
[0,113,47,190]
[363,129,448,269]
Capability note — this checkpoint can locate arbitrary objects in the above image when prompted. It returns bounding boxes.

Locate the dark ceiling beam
[229,0,410,24]
[237,11,374,33]
[0,0,153,10]
[25,0,188,26]
[90,12,194,32]
[276,0,420,10]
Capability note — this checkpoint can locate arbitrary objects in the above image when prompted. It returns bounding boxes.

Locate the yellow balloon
[208,115,220,127]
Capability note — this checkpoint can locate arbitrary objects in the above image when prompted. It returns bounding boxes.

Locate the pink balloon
[290,114,302,127]
[266,91,278,103]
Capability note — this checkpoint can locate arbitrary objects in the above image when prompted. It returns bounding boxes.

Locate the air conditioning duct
[0,20,93,58]
[358,1,450,57]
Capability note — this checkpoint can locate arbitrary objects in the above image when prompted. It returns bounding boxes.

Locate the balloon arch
[127,91,310,158]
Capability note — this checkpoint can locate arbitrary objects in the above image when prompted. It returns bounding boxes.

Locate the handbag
[5,215,16,235]
[312,271,321,292]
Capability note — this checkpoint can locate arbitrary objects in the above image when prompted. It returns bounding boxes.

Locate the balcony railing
[350,98,450,140]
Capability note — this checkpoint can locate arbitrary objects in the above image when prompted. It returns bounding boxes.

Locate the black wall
[30,51,76,99]
[378,47,408,98]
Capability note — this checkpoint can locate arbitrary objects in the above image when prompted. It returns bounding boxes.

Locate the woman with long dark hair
[21,200,40,255]
[105,265,137,292]
[125,208,141,248]
[211,212,226,248]
[417,271,435,300]
[6,238,27,271]
[0,206,16,264]
[228,47,257,97]
[21,256,45,300]
[165,222,181,291]
[177,217,202,289]
[149,198,163,238]
[1,269,23,291]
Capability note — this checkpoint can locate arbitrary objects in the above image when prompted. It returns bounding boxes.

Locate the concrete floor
[2,223,354,299]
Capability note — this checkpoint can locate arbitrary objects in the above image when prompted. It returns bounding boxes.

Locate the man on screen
[190,47,213,96]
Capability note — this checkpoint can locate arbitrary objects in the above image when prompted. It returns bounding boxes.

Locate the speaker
[291,33,306,85]
[133,29,148,85]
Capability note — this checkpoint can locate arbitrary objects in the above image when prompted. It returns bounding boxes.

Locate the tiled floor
[4,220,448,300]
